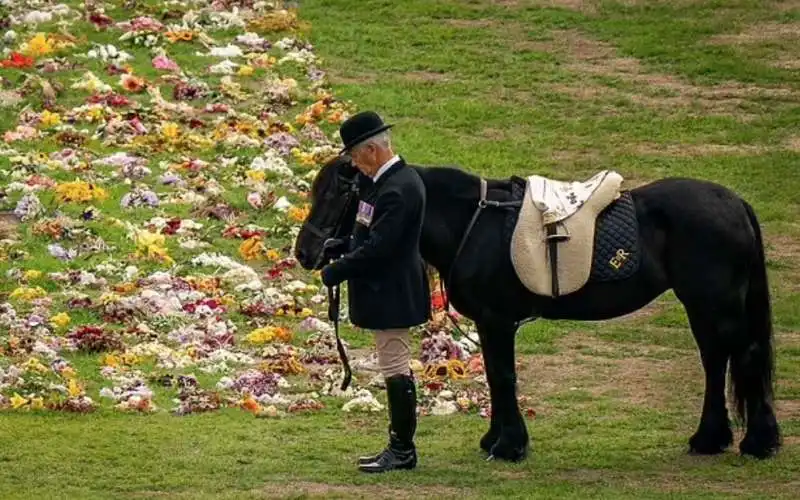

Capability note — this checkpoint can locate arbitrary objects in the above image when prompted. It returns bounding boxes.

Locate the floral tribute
[0,0,532,421]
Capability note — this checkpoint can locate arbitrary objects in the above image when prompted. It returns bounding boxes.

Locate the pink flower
[152,55,180,72]
[247,192,263,209]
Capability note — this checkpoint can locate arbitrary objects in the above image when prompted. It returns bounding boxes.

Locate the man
[320,111,430,473]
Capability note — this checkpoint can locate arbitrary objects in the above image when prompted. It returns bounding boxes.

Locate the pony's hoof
[688,426,733,455]
[739,435,781,460]
[489,435,529,463]
[480,429,500,454]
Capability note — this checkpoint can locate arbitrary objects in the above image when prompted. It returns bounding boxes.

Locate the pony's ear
[337,157,359,179]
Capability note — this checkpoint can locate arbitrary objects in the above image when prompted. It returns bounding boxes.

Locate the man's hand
[321,263,339,288]
[323,238,348,259]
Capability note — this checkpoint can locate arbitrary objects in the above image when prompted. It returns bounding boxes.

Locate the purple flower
[48,243,77,261]
[27,314,44,327]
[14,193,44,221]
[265,132,300,156]
[231,370,280,397]
[307,66,326,82]
[121,188,159,209]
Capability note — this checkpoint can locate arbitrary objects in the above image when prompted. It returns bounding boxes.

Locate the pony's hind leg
[477,319,529,462]
[684,303,735,455]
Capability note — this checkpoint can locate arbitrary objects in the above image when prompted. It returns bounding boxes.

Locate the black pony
[294,156,781,462]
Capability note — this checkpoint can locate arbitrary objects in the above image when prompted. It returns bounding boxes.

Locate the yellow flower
[101,353,119,367]
[30,397,44,410]
[60,366,76,379]
[265,249,280,261]
[87,106,104,122]
[21,33,54,58]
[10,286,47,301]
[54,181,108,203]
[50,312,71,329]
[39,110,61,128]
[134,230,174,266]
[246,170,266,183]
[298,308,313,318]
[245,326,292,345]
[67,379,82,398]
[160,122,181,140]
[10,393,28,409]
[238,65,254,76]
[24,270,42,280]
[23,358,49,373]
[239,237,265,261]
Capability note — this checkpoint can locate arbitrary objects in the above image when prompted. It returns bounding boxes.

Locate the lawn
[1,0,799,498]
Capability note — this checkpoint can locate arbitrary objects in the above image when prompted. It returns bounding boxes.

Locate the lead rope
[328,283,352,391]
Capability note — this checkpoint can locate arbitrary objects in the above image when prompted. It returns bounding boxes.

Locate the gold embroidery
[609,248,630,270]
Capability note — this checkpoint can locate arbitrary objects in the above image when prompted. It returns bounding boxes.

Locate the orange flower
[239,237,265,261]
[242,396,261,413]
[120,74,146,93]
[288,205,310,222]
[165,31,195,43]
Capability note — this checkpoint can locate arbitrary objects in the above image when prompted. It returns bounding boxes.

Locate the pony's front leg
[477,320,529,462]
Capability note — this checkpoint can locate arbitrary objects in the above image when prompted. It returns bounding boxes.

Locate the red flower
[89,12,114,29]
[431,290,446,311]
[0,52,35,69]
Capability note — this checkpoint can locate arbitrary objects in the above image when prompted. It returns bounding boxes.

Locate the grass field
[1,0,800,498]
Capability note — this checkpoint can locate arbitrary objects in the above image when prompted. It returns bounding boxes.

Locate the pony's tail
[729,201,779,450]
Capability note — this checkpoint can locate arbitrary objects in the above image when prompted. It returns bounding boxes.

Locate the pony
[294,156,781,462]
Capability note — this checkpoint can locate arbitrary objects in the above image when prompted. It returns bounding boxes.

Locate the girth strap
[442,178,525,344]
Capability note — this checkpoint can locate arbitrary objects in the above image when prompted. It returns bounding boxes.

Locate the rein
[440,178,524,346]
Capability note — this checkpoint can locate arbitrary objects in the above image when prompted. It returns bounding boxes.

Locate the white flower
[3,30,16,43]
[206,45,243,58]
[22,11,53,25]
[209,60,239,75]
[279,49,316,66]
[250,151,293,177]
[273,196,292,212]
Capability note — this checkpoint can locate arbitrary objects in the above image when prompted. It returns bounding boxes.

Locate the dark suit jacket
[323,157,431,330]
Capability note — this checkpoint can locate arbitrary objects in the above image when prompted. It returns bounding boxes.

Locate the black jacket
[323,158,431,330]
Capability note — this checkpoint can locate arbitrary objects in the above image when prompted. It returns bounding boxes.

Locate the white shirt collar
[372,154,400,183]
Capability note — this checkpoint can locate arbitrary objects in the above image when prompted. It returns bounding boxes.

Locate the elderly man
[320,111,430,473]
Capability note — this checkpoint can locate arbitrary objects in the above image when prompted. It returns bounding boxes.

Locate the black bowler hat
[338,111,393,153]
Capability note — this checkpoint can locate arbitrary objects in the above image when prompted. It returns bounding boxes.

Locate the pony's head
[294,155,360,270]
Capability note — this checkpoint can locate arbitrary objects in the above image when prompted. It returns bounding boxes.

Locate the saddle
[509,170,628,297]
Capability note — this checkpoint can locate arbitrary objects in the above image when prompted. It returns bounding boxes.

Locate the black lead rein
[440,178,525,346]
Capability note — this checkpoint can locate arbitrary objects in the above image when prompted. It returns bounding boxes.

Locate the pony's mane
[412,165,483,202]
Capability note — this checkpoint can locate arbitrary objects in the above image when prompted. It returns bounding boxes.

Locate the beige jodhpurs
[373,329,411,378]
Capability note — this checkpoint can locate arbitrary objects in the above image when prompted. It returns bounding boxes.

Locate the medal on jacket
[356,201,374,227]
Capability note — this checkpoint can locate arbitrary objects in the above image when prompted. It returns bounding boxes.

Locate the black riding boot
[358,373,417,473]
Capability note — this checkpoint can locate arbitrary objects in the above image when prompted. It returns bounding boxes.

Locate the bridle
[306,173,531,389]
[300,172,359,391]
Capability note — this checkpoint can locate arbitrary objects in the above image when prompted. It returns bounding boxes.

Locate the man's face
[349,142,378,176]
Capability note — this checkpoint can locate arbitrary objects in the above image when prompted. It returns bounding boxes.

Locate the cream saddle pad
[510,170,624,297]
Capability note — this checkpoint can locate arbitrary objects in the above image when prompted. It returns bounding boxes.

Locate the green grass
[1,0,799,498]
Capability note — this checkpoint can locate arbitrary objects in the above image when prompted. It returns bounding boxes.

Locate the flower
[152,55,180,72]
[10,286,47,301]
[246,326,293,345]
[0,52,35,69]
[120,74,146,93]
[288,205,310,223]
[21,33,54,58]
[39,110,61,128]
[10,393,28,410]
[239,237,265,261]
[50,312,71,329]
[54,181,108,203]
